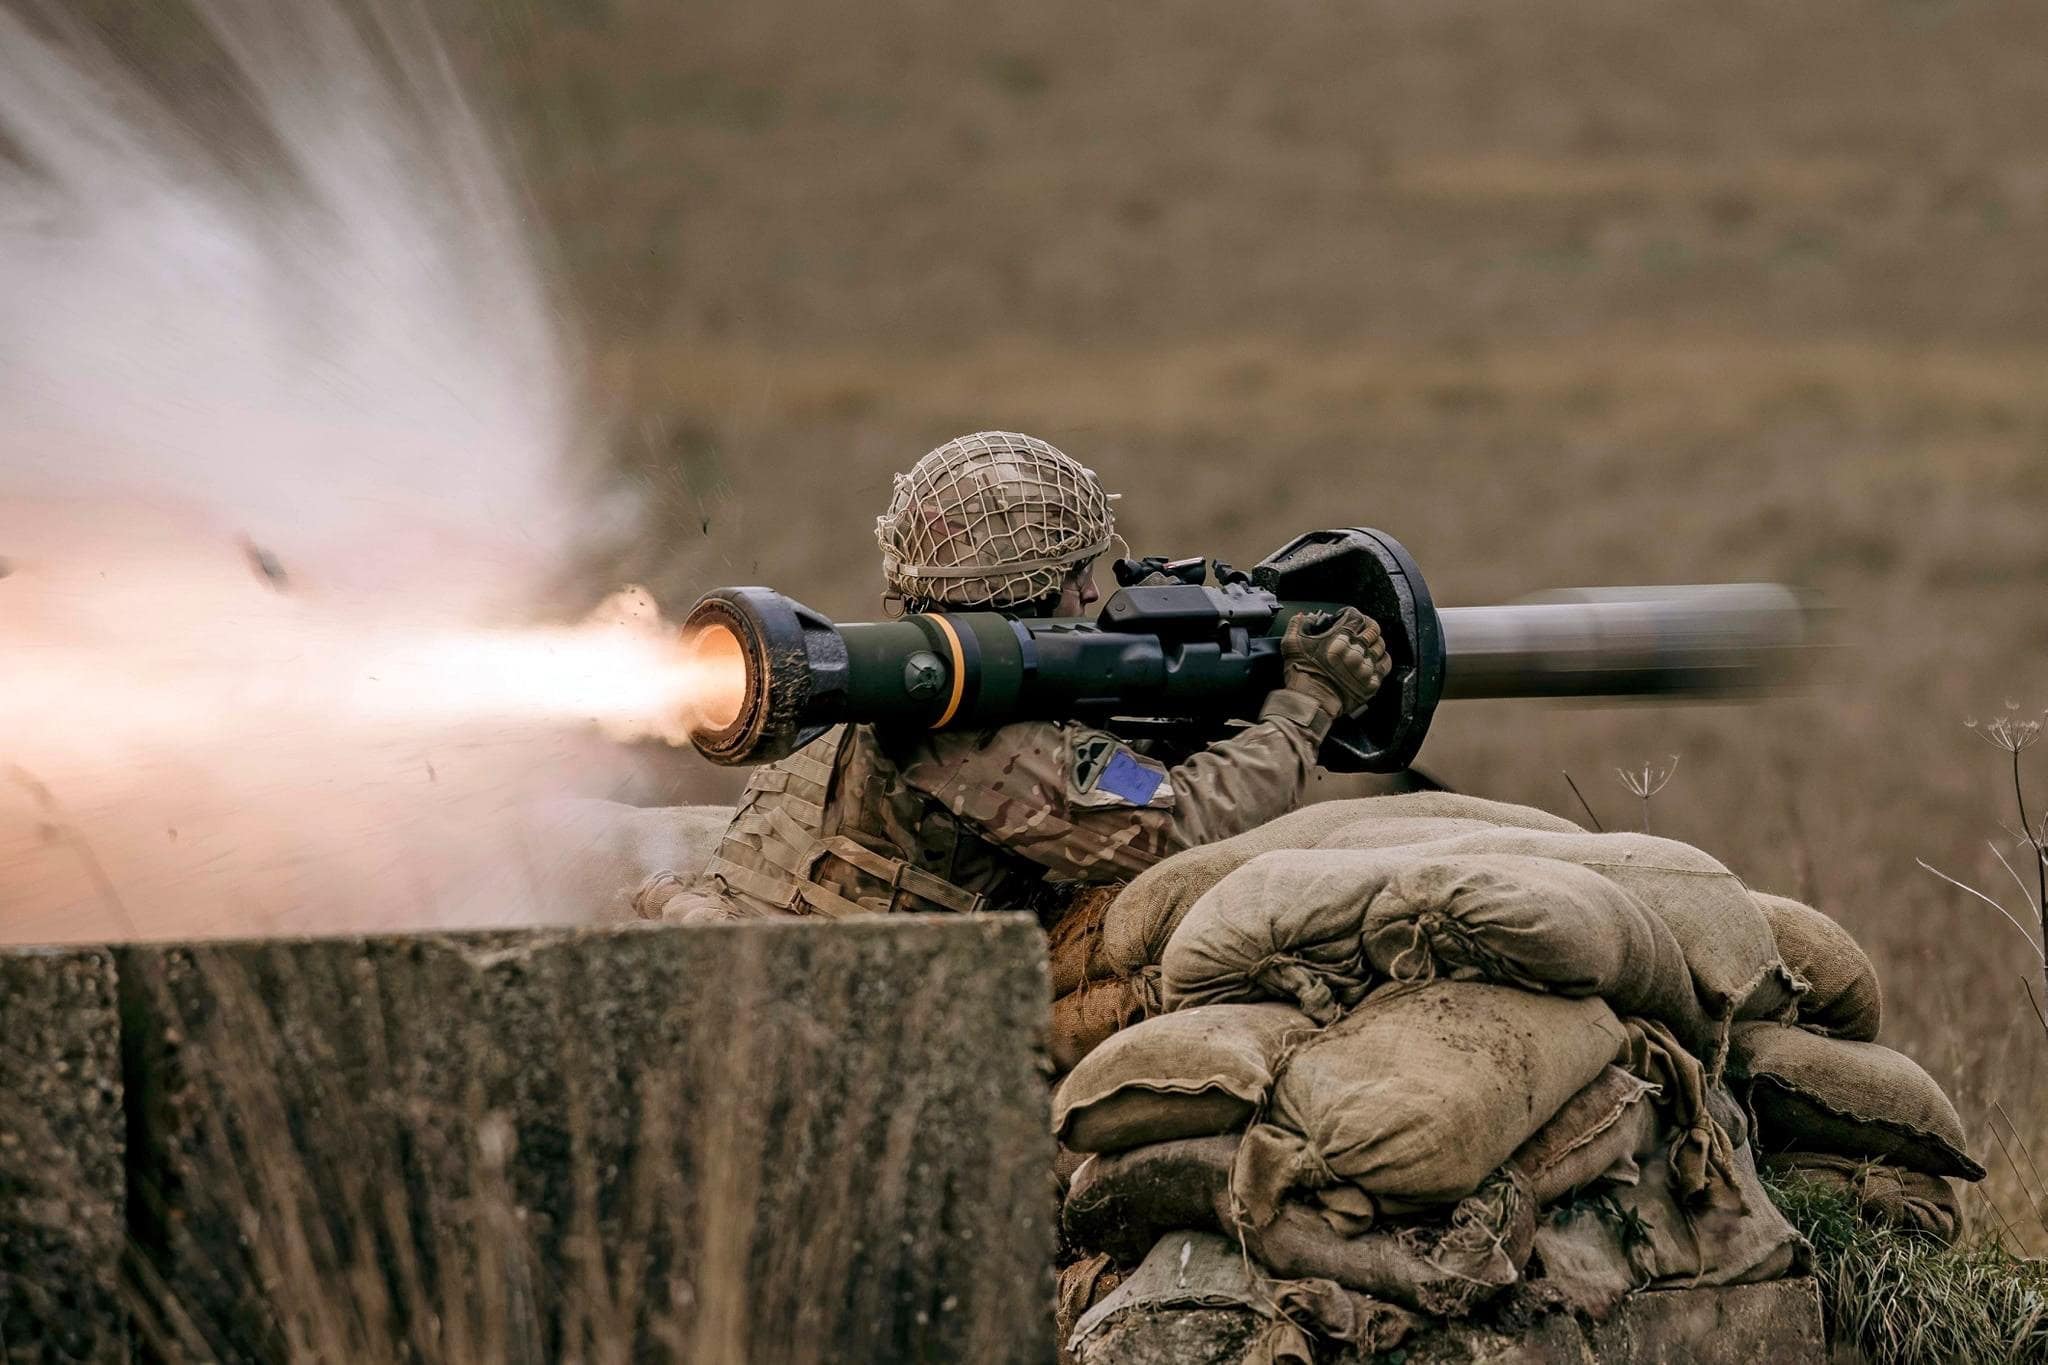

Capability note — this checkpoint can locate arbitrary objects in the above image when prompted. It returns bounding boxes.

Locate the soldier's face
[1054,561,1100,617]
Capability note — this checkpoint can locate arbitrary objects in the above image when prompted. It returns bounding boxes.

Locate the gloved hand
[1280,607,1391,719]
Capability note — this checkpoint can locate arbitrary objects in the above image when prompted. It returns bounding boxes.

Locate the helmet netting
[876,432,1117,608]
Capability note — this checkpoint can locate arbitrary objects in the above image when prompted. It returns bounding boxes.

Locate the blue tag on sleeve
[1096,749,1165,806]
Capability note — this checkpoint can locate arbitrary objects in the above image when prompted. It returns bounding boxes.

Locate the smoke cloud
[0,1,703,942]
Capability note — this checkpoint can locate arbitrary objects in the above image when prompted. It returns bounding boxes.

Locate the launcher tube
[1437,584,1808,700]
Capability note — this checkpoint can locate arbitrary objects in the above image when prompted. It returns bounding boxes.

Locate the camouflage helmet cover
[876,432,1118,608]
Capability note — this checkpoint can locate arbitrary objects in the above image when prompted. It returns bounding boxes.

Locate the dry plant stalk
[1614,755,1680,833]
[1916,702,2048,1246]
[119,951,745,1364]
[113,926,1035,1364]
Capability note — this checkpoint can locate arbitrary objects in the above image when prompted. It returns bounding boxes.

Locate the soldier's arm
[898,693,1333,883]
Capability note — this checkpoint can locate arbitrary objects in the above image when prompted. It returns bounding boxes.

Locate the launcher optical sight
[680,528,1810,772]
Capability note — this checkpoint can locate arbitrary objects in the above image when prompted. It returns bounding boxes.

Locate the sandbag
[1528,1213,1642,1317]
[1054,1003,1315,1153]
[1234,982,1627,1211]
[1095,802,1383,978]
[1241,1172,1536,1319]
[1094,794,1578,978]
[1061,1135,1239,1262]
[1508,1065,1658,1207]
[1618,1018,1739,1202]
[1313,791,1580,849]
[1417,828,1801,1042]
[1728,1023,1986,1180]
[1053,1142,1091,1197]
[1541,1130,1807,1298]
[1360,853,1713,1049]
[1060,1134,1431,1261]
[1049,885,1120,997]
[1162,848,1409,1020]
[1760,1151,1963,1244]
[1754,892,1882,1041]
[1055,1252,1122,1365]
[1050,975,1151,1073]
[1068,1232,1420,1365]
[1062,1143,1537,1323]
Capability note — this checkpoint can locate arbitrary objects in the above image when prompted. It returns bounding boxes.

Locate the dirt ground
[60,0,2048,1246]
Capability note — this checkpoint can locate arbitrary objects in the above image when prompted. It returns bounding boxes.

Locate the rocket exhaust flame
[0,4,733,943]
[678,625,749,735]
[0,509,741,945]
[1,588,732,756]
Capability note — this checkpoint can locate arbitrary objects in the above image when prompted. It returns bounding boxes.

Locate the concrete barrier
[0,946,126,1365]
[1075,1281,1828,1365]
[1069,1233,1828,1365]
[6,917,1055,1364]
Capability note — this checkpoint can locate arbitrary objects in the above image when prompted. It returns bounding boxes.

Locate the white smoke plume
[0,1,712,942]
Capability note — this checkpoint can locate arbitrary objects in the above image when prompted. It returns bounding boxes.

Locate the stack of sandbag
[1045,800,1988,1360]
[1048,885,1151,1072]
[1052,993,1809,1344]
[1161,830,1802,1069]
[1041,793,1586,1071]
[1724,897,1981,1243]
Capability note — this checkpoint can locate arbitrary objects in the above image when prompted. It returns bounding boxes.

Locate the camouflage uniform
[658,689,1333,922]
[647,432,1380,923]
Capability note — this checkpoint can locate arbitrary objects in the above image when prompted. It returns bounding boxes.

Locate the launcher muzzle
[681,528,1810,772]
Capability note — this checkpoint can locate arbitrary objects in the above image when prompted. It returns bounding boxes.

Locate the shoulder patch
[1067,730,1174,811]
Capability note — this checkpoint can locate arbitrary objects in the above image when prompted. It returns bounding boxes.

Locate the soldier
[646,431,1390,923]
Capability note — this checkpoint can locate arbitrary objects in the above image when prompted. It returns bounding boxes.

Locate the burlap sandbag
[1063,1137,1535,1321]
[1067,1232,1421,1365]
[1048,885,1120,998]
[1728,1023,1986,1180]
[1760,1151,1963,1244]
[1360,853,1714,1049]
[1541,1127,1806,1296]
[1312,791,1580,849]
[1415,829,1801,1045]
[1094,794,1579,979]
[1508,1065,1659,1207]
[1053,1003,1316,1153]
[1753,892,1883,1042]
[1062,1135,1239,1262]
[1161,848,1412,1021]
[1240,1172,1537,1319]
[1055,1252,1122,1365]
[1532,1151,1807,1316]
[1050,974,1152,1073]
[1233,982,1627,1211]
[1095,802,1387,979]
[1618,1017,1740,1202]
[1054,1143,1092,1207]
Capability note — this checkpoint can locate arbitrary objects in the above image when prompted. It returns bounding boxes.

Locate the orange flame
[0,503,743,944]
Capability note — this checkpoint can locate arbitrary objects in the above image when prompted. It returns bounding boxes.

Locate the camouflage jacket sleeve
[897,689,1333,882]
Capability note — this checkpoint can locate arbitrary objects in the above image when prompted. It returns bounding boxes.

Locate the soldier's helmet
[875,432,1117,610]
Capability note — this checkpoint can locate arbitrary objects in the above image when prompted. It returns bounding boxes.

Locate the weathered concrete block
[0,945,126,1365]
[1075,1244,1826,1365]
[1387,1316,1595,1364]
[1078,1308,1264,1365]
[1583,1277,1826,1364]
[116,916,1053,1364]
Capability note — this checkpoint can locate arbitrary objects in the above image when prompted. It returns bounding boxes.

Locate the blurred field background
[66,0,2048,1246]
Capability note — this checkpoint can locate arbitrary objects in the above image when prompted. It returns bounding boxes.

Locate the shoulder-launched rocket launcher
[677,528,1813,772]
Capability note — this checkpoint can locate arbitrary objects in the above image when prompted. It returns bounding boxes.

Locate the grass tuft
[1764,1173,2048,1364]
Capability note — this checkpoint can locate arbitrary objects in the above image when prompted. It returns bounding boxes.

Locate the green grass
[1764,1174,2048,1363]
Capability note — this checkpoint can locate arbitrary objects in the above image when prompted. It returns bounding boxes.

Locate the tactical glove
[1280,606,1391,719]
